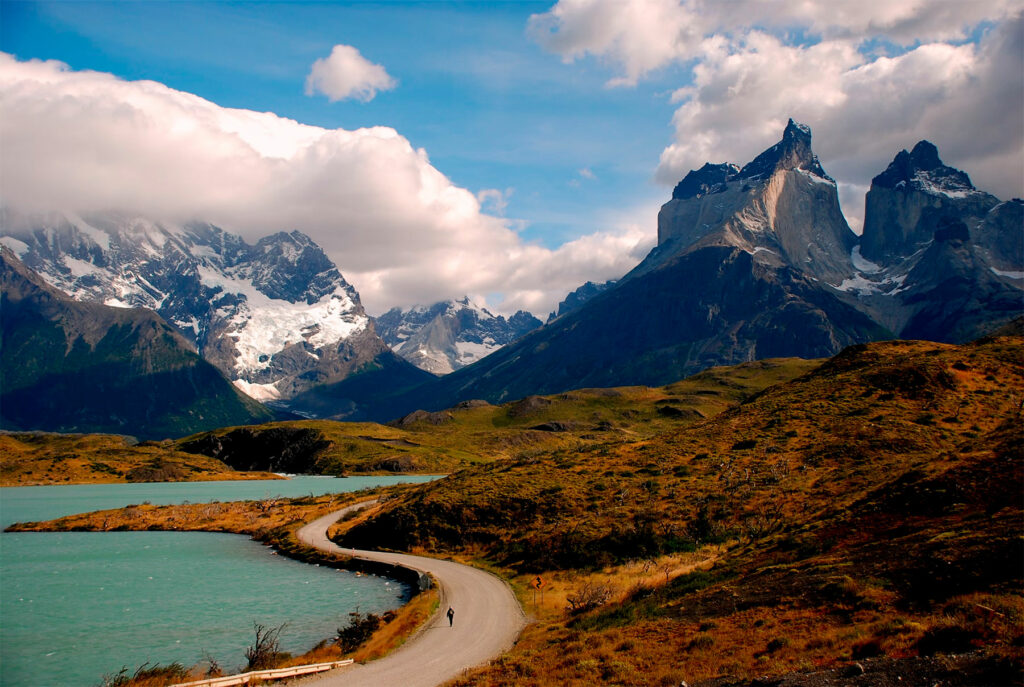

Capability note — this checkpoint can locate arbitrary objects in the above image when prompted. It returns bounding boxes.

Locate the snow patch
[833,274,882,294]
[991,267,1024,280]
[455,340,499,365]
[850,246,883,274]
[62,256,104,278]
[233,379,282,401]
[795,168,835,186]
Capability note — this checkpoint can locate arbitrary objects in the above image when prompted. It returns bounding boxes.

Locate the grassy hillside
[1,357,816,486]
[0,433,278,486]
[174,358,819,477]
[332,336,1023,684]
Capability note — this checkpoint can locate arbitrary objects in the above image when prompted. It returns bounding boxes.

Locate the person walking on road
[447,607,455,627]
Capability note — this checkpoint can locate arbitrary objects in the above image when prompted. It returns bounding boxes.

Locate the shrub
[336,610,383,652]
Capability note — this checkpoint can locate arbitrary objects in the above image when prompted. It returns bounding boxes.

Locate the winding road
[293,501,526,687]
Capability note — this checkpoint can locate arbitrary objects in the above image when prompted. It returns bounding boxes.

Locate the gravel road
[293,501,526,687]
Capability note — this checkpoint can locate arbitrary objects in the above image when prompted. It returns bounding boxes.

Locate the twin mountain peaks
[2,120,1021,436]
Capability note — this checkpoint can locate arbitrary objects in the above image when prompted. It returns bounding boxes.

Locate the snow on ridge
[0,236,30,257]
[455,340,499,366]
[66,213,111,250]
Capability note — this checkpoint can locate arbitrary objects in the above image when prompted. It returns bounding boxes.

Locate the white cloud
[531,1,1023,200]
[0,53,647,317]
[305,44,397,102]
[476,188,513,215]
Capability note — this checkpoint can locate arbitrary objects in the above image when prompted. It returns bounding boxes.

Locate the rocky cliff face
[860,141,1001,262]
[836,144,1022,341]
[653,120,857,287]
[0,247,273,438]
[375,297,542,374]
[0,212,423,408]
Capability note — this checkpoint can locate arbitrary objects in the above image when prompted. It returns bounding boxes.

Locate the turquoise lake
[0,476,437,687]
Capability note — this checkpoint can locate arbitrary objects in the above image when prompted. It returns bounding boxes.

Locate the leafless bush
[245,621,288,670]
[566,581,616,614]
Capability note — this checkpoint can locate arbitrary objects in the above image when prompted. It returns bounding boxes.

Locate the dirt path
[293,501,526,687]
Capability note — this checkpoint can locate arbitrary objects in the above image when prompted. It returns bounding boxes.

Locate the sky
[1,0,1021,317]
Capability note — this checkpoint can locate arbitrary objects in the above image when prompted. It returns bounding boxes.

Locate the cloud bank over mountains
[531,0,1023,224]
[0,52,650,316]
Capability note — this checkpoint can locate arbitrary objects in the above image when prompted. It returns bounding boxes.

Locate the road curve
[293,501,526,687]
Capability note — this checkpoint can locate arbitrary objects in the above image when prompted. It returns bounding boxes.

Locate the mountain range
[375,120,1022,413]
[1,119,1020,431]
[0,211,430,421]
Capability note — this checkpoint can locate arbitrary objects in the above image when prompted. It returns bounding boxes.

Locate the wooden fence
[168,659,354,687]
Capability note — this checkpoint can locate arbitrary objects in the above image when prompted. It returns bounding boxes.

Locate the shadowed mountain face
[0,248,274,439]
[370,122,1021,419]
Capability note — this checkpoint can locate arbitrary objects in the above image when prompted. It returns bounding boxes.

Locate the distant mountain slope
[375,297,541,374]
[373,121,1021,417]
[0,212,427,410]
[0,248,274,439]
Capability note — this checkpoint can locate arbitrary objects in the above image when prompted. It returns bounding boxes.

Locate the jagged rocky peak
[653,118,855,286]
[247,230,354,304]
[860,141,1000,262]
[735,118,833,182]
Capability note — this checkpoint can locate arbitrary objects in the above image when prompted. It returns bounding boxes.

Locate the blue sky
[1,1,678,250]
[1,1,1018,315]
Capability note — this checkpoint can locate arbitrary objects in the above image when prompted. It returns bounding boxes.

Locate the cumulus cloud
[305,44,397,102]
[531,0,1023,202]
[0,53,649,316]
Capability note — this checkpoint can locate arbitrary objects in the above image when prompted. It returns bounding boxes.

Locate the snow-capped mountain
[0,211,420,407]
[375,297,542,374]
[0,247,273,438]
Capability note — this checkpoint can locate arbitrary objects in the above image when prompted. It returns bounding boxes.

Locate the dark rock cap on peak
[671,162,740,200]
[872,140,975,193]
